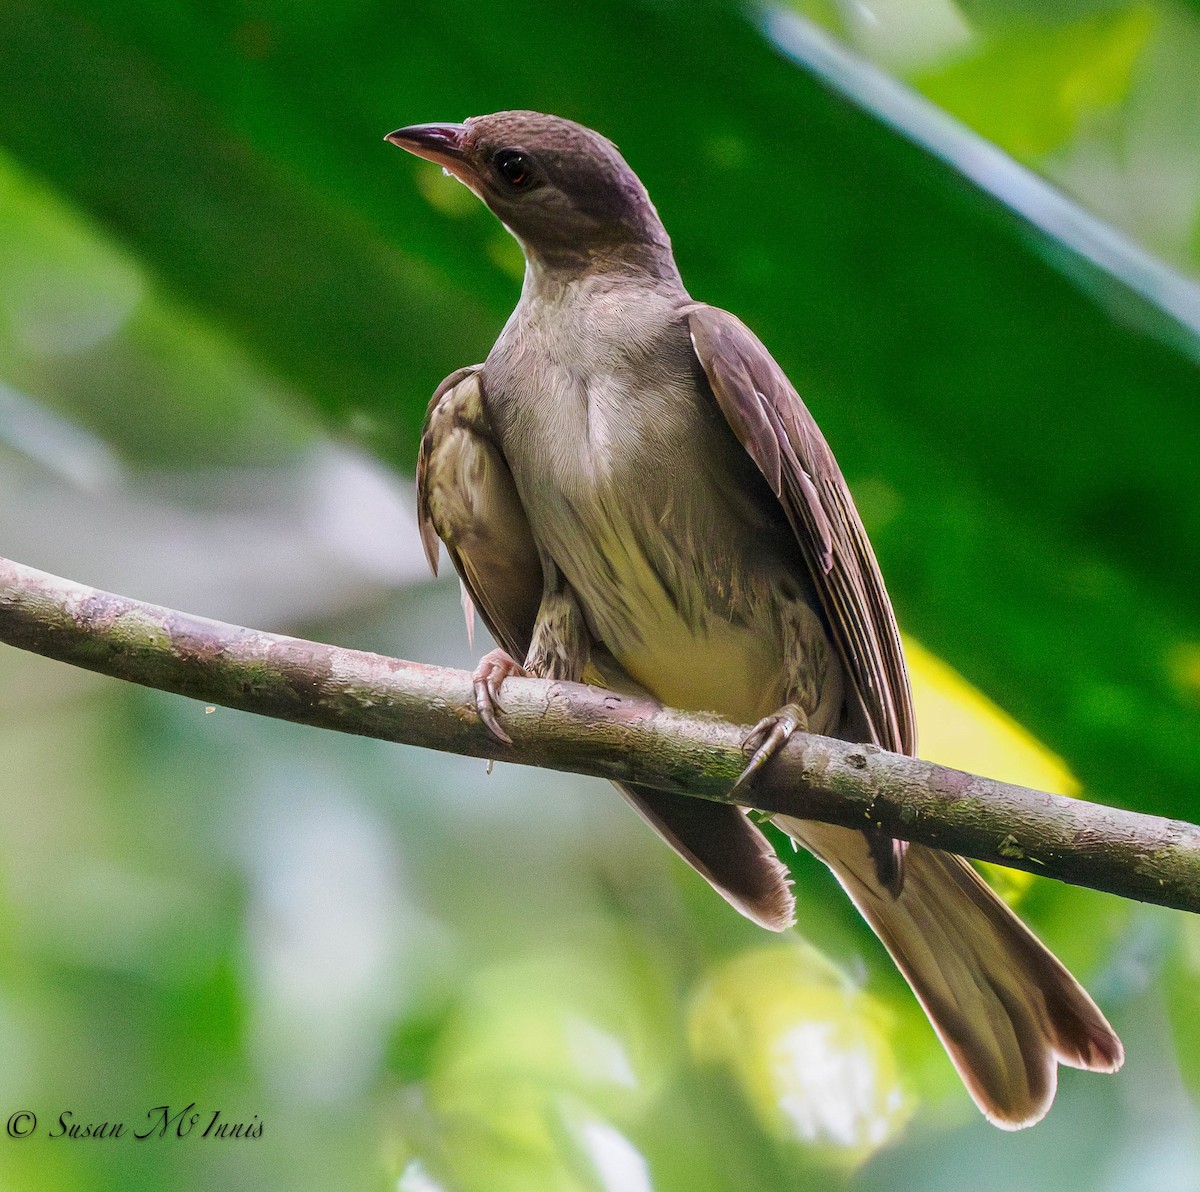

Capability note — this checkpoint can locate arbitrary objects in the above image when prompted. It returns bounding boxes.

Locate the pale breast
[484,275,825,725]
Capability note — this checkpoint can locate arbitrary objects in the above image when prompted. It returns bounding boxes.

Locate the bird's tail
[777,817,1124,1128]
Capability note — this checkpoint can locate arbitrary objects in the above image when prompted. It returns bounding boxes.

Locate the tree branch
[2,554,1197,913]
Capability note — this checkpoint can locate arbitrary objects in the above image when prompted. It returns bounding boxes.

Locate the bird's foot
[730,703,809,800]
[472,648,528,745]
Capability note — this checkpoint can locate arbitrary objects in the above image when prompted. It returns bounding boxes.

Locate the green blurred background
[1,0,1199,1188]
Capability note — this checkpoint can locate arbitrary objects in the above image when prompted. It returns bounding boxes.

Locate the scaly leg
[473,567,592,744]
[472,648,529,745]
[729,703,809,800]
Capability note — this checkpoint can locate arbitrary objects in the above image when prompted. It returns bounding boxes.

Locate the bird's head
[385,110,677,281]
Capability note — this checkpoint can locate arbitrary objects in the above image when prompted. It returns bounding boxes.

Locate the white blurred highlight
[579,1118,654,1192]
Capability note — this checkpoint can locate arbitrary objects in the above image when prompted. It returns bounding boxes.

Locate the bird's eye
[493,149,535,191]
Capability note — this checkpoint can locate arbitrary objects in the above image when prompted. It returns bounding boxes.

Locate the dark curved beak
[384,123,469,172]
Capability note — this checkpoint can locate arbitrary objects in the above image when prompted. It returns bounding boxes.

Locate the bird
[384,110,1123,1128]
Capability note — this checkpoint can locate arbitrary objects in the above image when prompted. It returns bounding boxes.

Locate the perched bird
[385,111,1122,1128]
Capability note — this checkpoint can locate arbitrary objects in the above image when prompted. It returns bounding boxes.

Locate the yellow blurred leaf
[905,634,1078,796]
[688,943,913,1168]
[905,634,1081,900]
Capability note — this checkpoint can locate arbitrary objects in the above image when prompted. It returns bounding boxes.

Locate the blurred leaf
[407,943,670,1192]
[955,0,1144,30]
[914,6,1156,159]
[907,634,1083,899]
[907,634,1078,791]
[0,148,314,467]
[0,156,143,356]
[1165,915,1200,1099]
[429,947,668,1123]
[688,942,914,1167]
[0,0,497,458]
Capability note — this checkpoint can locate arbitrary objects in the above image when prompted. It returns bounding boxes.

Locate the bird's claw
[472,648,529,745]
[730,703,808,800]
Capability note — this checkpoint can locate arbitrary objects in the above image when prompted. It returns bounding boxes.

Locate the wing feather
[417,366,542,660]
[687,304,915,757]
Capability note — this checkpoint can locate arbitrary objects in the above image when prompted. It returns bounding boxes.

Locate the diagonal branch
[2,554,1197,914]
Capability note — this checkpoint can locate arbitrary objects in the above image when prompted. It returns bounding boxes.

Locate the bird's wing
[686,311,1126,1111]
[687,304,916,758]
[417,365,542,660]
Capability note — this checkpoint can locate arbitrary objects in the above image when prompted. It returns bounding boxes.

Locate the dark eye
[493,148,535,191]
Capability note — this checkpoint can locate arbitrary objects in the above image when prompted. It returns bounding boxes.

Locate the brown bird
[385,110,1123,1128]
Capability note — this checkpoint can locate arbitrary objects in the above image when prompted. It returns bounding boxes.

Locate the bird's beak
[385,123,477,186]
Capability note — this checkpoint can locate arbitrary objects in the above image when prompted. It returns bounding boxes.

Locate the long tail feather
[778,818,1123,1128]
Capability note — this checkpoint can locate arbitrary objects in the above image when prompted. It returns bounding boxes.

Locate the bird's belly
[540,496,786,724]
[614,605,782,724]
